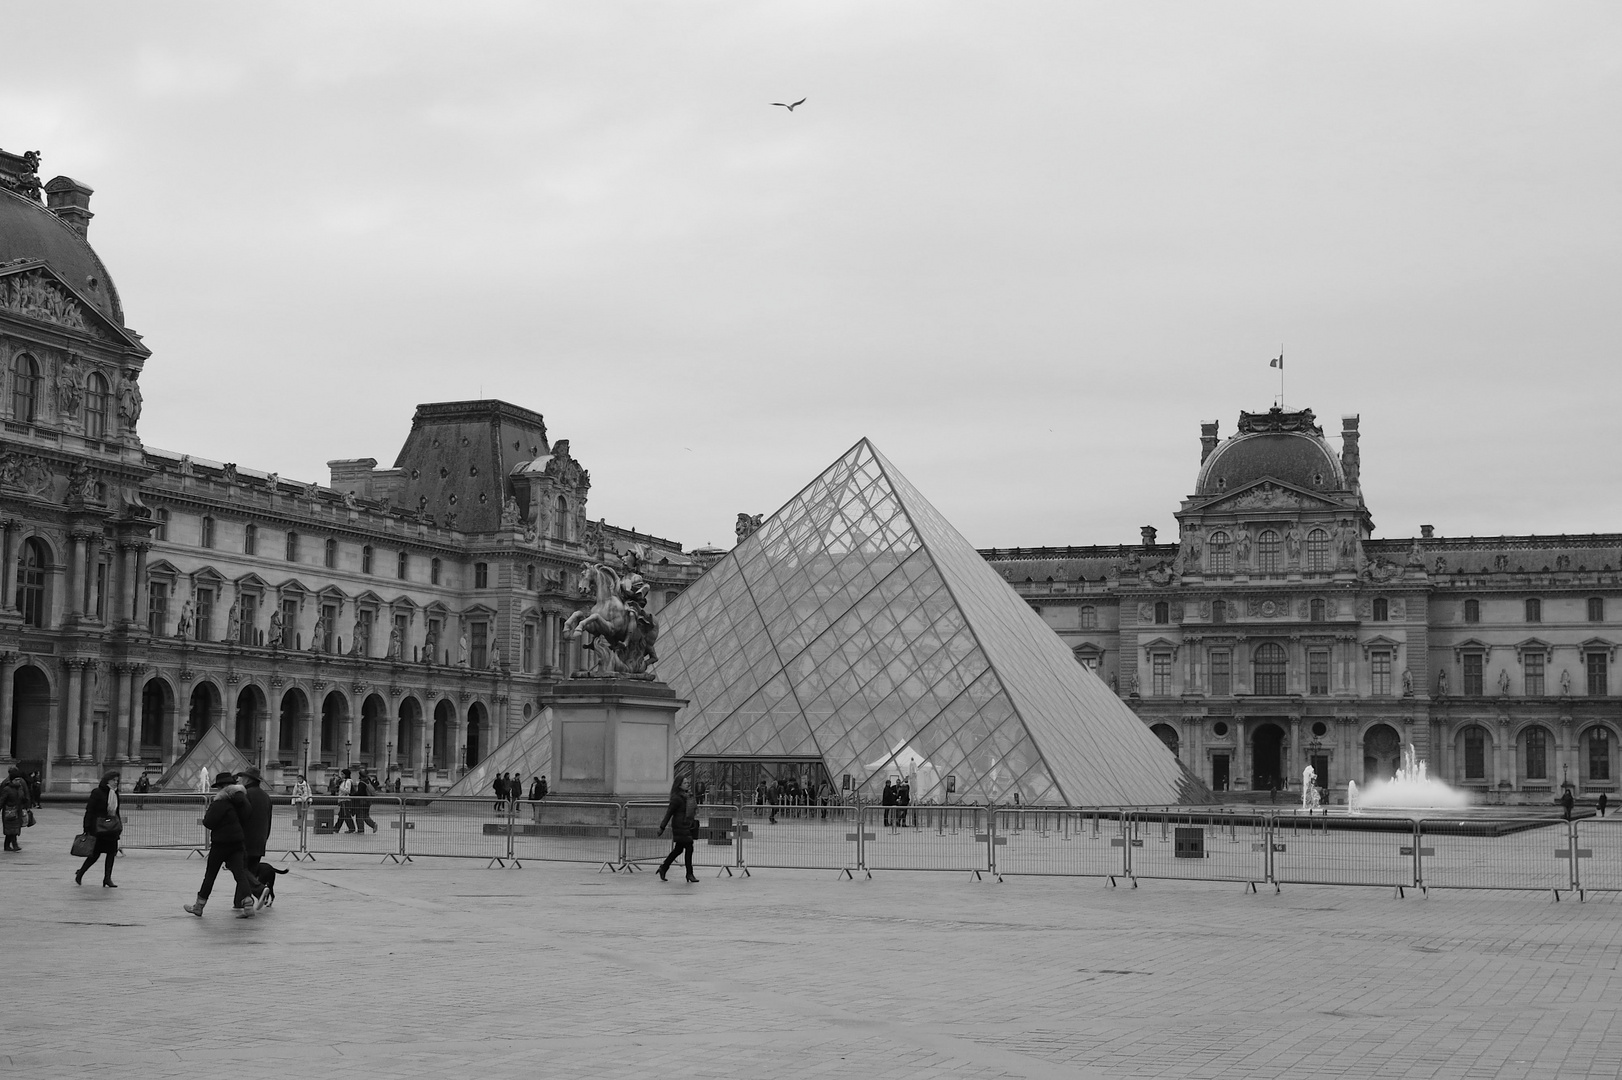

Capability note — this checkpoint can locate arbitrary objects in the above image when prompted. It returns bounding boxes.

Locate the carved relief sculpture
[1284,526,1303,564]
[0,269,107,339]
[55,353,84,417]
[501,495,521,528]
[1234,530,1252,567]
[117,373,142,429]
[174,601,193,639]
[735,513,764,544]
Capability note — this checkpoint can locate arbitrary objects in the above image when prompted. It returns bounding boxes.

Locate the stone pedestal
[546,677,685,799]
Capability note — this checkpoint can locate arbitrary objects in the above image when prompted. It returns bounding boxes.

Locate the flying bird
[772,97,807,111]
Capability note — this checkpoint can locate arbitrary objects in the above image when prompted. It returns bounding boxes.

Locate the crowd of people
[491,772,548,812]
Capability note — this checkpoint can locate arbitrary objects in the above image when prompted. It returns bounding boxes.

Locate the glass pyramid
[658,439,1204,806]
[443,712,554,797]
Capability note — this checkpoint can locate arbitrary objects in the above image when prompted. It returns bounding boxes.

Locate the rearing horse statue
[563,561,659,675]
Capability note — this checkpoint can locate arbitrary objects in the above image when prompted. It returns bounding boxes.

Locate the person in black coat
[1,765,30,851]
[881,780,896,827]
[233,766,274,910]
[655,777,700,883]
[75,770,123,887]
[183,772,263,918]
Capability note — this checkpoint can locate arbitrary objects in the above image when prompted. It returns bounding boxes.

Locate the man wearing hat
[233,766,274,911]
[183,771,263,919]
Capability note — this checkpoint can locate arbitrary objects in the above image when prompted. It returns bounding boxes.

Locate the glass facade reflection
[660,440,1201,806]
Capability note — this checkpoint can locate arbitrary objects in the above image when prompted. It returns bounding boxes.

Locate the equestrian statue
[563,547,659,676]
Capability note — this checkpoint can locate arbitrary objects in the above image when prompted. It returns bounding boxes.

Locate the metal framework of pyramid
[154,724,255,792]
[658,439,1204,806]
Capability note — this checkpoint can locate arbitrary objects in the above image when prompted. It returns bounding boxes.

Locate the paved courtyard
[7,804,1622,1080]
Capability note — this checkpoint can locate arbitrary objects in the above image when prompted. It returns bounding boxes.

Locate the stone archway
[279,688,310,771]
[465,701,488,768]
[188,682,222,745]
[1150,723,1179,758]
[234,685,267,755]
[432,699,455,772]
[1364,723,1402,784]
[1251,722,1286,791]
[396,696,423,772]
[10,664,52,768]
[139,678,174,761]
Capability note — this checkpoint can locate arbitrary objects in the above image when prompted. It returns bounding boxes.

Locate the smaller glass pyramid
[658,439,1204,805]
[443,711,554,797]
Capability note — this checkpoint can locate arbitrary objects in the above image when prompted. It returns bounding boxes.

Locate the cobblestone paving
[6,805,1621,1079]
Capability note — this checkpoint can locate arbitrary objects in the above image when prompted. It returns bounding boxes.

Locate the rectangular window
[1308,650,1329,695]
[1371,651,1392,696]
[280,598,298,648]
[1151,653,1171,696]
[1212,600,1226,624]
[1464,729,1486,780]
[526,565,536,591]
[148,581,169,636]
[239,593,258,645]
[522,623,537,673]
[1524,652,1545,697]
[155,509,169,542]
[1525,727,1547,781]
[1209,650,1231,696]
[321,603,337,653]
[1591,730,1612,781]
[1589,653,1609,697]
[475,562,489,589]
[1525,598,1541,623]
[1079,606,1098,629]
[397,551,408,579]
[362,546,374,575]
[1372,598,1388,621]
[94,561,108,621]
[1463,654,1484,697]
[1590,597,1605,622]
[471,622,488,669]
[285,532,298,561]
[195,588,214,642]
[200,516,215,549]
[244,524,257,555]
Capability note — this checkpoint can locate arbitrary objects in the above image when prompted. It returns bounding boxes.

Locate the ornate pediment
[1200,479,1340,515]
[0,263,139,347]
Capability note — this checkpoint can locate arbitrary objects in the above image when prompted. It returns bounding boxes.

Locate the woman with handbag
[1,765,31,851]
[75,770,123,887]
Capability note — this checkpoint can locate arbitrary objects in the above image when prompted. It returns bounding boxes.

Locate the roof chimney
[44,175,94,237]
[1199,421,1219,464]
[1340,414,1361,489]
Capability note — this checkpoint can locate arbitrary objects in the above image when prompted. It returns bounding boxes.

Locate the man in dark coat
[352,772,378,833]
[655,776,700,883]
[766,776,781,824]
[1561,788,1576,821]
[896,780,911,827]
[234,766,274,911]
[882,780,896,827]
[184,771,263,918]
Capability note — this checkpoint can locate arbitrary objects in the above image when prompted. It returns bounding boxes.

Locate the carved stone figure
[1128,672,1140,695]
[226,602,240,643]
[444,511,457,530]
[353,613,366,656]
[343,490,360,510]
[1284,526,1303,562]
[1234,531,1253,566]
[457,632,468,666]
[501,495,521,528]
[1561,669,1571,696]
[175,600,193,639]
[1433,556,1448,574]
[1437,668,1448,695]
[2,150,43,201]
[0,268,103,338]
[1407,538,1425,566]
[117,374,143,429]
[177,455,195,478]
[55,353,84,417]
[423,624,439,665]
[269,608,284,648]
[563,556,660,676]
[310,611,327,653]
[490,644,502,671]
[389,624,403,661]
[1401,668,1413,695]
[1498,668,1511,695]
[735,513,764,544]
[305,481,321,502]
[1336,523,1358,566]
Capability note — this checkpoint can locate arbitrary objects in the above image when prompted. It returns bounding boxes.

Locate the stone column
[263,689,280,770]
[65,535,85,618]
[1234,718,1249,789]
[62,659,84,760]
[0,521,14,610]
[1497,715,1511,790]
[118,543,136,623]
[79,662,97,762]
[113,663,134,762]
[82,536,101,618]
[0,652,15,763]
[1289,715,1302,788]
[452,712,466,775]
[132,544,150,627]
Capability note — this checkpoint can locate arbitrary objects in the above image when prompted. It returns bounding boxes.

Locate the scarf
[106,788,119,816]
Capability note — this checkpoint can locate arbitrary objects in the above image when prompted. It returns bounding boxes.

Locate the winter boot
[235,900,256,919]
[183,895,207,917]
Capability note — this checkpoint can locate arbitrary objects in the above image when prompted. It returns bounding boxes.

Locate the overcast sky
[3,2,1618,550]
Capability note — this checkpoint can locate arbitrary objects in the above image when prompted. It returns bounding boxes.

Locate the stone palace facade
[982,408,1622,805]
[0,147,703,793]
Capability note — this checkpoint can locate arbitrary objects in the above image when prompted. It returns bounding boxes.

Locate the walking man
[183,772,263,918]
[655,776,700,883]
[234,766,273,911]
[352,772,378,833]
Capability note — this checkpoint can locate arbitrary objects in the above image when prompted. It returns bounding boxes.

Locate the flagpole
[1278,345,1284,409]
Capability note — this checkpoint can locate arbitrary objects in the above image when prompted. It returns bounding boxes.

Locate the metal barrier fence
[115,797,1616,896]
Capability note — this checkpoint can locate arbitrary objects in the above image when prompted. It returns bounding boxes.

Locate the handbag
[25,810,34,828]
[70,833,97,858]
[95,814,123,835]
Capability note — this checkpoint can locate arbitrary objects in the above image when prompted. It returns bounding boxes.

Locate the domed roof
[0,187,123,325]
[1195,408,1344,496]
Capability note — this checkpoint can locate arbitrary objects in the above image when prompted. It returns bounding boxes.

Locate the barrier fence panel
[298,795,406,858]
[1269,814,1418,889]
[993,809,1128,879]
[1126,811,1269,885]
[861,804,988,873]
[117,793,212,851]
[738,803,861,871]
[622,802,745,871]
[507,799,625,867]
[399,795,516,862]
[1571,818,1621,894]
[1417,817,1573,894]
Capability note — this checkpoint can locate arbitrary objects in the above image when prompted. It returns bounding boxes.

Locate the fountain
[1350,743,1468,811]
[1301,765,1321,810]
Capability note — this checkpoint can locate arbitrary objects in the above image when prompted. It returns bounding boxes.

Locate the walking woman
[76,770,123,887]
[2,765,31,851]
[655,776,700,883]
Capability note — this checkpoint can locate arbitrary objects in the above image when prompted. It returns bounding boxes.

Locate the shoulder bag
[94,814,123,835]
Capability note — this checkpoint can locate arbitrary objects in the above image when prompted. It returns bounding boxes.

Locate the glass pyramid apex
[657,439,1205,805]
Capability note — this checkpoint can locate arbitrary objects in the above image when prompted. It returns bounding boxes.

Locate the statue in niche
[1561,669,1571,696]
[1436,668,1448,695]
[269,609,284,648]
[389,624,403,661]
[353,613,366,656]
[490,644,502,671]
[502,495,522,528]
[1401,668,1413,696]
[1234,531,1252,566]
[1335,522,1358,566]
[55,354,84,417]
[423,624,439,665]
[1128,672,1140,696]
[118,374,143,429]
[310,610,327,653]
[1498,668,1511,695]
[174,600,193,639]
[1284,526,1303,563]
[226,603,240,643]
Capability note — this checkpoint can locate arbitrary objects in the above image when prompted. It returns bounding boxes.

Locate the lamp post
[386,741,394,780]
[302,737,310,779]
[257,734,265,770]
[423,740,433,792]
[345,738,352,770]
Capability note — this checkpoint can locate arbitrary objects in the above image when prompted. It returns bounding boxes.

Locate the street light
[345,738,352,769]
[423,740,433,792]
[302,737,310,779]
[386,741,394,778]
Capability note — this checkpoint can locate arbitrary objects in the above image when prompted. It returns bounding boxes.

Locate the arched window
[285,531,299,561]
[243,523,257,555]
[1079,605,1098,629]
[430,557,442,585]
[1310,598,1325,621]
[553,496,569,540]
[1524,725,1548,781]
[324,538,337,569]
[200,515,215,549]
[362,545,374,575]
[11,353,39,422]
[1207,532,1232,575]
[84,372,110,438]
[1305,529,1329,573]
[1253,642,1287,695]
[1256,530,1282,573]
[1212,600,1226,624]
[1463,599,1480,623]
[397,551,408,579]
[16,537,47,628]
